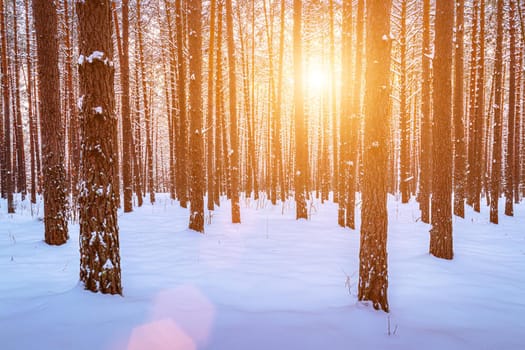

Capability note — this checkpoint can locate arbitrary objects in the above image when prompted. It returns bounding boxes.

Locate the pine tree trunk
[0,0,14,213]
[505,0,517,217]
[77,0,122,295]
[225,0,240,223]
[11,0,27,201]
[114,0,133,213]
[514,41,522,204]
[24,0,36,204]
[188,0,205,232]
[347,0,364,229]
[293,0,307,220]
[399,0,410,204]
[175,0,188,208]
[453,0,466,218]
[339,0,352,227]
[358,0,392,313]
[419,0,432,224]
[33,0,69,243]
[430,0,454,260]
[63,0,80,214]
[206,0,217,212]
[490,0,505,225]
[136,0,154,205]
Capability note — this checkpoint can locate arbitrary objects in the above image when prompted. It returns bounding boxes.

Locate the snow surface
[1,194,524,350]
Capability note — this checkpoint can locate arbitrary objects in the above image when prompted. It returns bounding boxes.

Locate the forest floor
[1,193,524,350]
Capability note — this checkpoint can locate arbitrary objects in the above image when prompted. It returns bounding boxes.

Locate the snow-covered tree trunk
[77,0,122,295]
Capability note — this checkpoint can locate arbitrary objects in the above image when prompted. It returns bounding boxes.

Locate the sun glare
[305,64,329,92]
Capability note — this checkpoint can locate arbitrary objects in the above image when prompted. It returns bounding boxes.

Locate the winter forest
[1,0,524,349]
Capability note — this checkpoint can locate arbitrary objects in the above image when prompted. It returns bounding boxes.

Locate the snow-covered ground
[1,193,524,350]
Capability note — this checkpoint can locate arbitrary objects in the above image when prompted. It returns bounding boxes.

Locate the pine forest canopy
[0,0,524,311]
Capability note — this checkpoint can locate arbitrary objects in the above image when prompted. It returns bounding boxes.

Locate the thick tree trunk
[430,0,454,260]
[33,0,69,244]
[358,0,392,313]
[77,0,122,295]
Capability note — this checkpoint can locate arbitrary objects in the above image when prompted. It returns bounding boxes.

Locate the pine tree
[225,0,240,223]
[430,0,454,260]
[505,0,518,217]
[188,0,205,233]
[32,0,69,244]
[358,0,392,312]
[490,0,505,225]
[294,0,308,220]
[419,0,432,223]
[0,0,14,213]
[453,0,466,218]
[77,0,122,294]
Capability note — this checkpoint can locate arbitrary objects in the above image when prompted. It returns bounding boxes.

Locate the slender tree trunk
[293,0,307,220]
[430,0,454,260]
[214,0,225,205]
[11,0,27,201]
[206,0,217,211]
[514,40,522,204]
[490,0,505,225]
[419,0,432,223]
[473,0,485,213]
[175,0,188,208]
[399,0,410,204]
[453,0,466,218]
[114,0,133,213]
[339,0,352,227]
[347,0,364,229]
[61,0,80,213]
[467,0,479,208]
[188,0,205,232]
[24,0,36,204]
[136,0,154,204]
[505,0,517,216]
[0,0,14,213]
[359,0,392,313]
[225,0,240,223]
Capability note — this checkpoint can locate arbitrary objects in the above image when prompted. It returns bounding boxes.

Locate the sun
[305,63,329,92]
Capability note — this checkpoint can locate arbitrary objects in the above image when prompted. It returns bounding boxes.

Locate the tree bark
[33,0,69,244]
[430,0,454,260]
[358,0,392,312]
[188,0,205,232]
[77,0,122,295]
